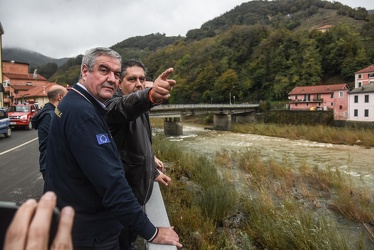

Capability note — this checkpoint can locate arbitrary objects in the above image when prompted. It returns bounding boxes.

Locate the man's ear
[81,64,89,81]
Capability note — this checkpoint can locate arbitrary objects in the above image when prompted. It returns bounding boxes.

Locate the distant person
[44,47,182,249]
[31,84,67,180]
[4,191,75,250]
[144,77,154,89]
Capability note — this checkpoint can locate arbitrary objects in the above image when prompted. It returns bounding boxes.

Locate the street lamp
[229,92,232,105]
[233,96,236,105]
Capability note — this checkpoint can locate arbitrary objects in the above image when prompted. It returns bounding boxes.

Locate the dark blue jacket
[31,102,55,176]
[44,84,156,248]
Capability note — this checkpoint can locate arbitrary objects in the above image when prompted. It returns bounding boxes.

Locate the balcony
[290,98,323,103]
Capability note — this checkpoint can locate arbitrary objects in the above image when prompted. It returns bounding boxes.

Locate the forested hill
[26,0,374,103]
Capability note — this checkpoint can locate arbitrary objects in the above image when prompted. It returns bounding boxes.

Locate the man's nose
[135,81,143,88]
[107,71,118,82]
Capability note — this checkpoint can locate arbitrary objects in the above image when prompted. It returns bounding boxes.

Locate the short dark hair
[121,59,147,80]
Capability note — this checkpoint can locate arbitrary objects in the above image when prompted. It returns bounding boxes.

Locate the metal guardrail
[152,103,259,110]
[144,182,177,250]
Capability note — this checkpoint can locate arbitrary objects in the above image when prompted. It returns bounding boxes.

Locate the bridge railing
[152,103,259,110]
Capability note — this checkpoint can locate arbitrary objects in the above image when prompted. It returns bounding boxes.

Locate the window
[3,80,10,87]
[365,95,369,103]
[358,82,362,87]
[339,105,342,110]
[354,109,358,117]
[365,109,369,117]
[354,95,358,103]
[330,93,334,98]
[339,91,343,98]
[358,74,362,79]
[369,73,374,78]
[331,102,334,106]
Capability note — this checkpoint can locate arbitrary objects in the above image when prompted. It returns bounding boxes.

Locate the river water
[157,124,374,193]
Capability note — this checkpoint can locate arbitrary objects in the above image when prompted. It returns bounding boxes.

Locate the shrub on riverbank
[154,135,374,249]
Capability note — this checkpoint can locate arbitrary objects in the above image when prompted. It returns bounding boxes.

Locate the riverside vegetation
[151,118,374,249]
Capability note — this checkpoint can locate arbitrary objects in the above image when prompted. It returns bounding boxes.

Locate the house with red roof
[288,84,349,120]
[2,60,58,108]
[354,65,374,88]
[346,65,374,122]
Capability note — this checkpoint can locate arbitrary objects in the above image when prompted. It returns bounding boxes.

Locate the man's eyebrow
[98,64,121,74]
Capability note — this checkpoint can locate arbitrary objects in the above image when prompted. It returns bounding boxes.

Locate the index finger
[159,68,174,81]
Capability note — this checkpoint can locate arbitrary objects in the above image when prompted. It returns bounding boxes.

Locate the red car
[8,103,38,130]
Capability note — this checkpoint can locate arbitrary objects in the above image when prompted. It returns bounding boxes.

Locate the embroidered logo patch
[96,134,110,145]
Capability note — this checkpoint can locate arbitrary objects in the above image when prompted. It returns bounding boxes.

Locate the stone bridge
[149,104,260,135]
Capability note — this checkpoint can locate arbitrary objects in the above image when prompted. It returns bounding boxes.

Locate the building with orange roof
[346,65,374,122]
[288,83,349,120]
[354,65,374,88]
[315,24,333,33]
[2,60,57,108]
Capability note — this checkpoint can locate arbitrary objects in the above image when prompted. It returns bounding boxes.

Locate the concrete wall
[213,114,231,130]
[164,117,183,136]
[145,182,177,250]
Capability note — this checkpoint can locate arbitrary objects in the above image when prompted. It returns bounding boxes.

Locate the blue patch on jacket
[96,134,111,145]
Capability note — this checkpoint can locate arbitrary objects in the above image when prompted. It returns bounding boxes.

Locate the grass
[232,123,374,148]
[153,133,374,249]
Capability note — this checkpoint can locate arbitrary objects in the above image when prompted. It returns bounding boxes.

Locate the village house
[2,60,58,108]
[354,65,374,88]
[288,83,349,120]
[346,65,374,122]
[0,21,4,108]
[315,24,333,33]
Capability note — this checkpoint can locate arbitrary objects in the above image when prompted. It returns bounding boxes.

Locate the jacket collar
[72,84,108,116]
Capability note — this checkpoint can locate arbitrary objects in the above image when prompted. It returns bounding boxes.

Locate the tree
[37,63,58,80]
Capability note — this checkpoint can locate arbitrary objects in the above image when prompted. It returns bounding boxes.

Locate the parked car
[8,103,38,130]
[0,108,11,137]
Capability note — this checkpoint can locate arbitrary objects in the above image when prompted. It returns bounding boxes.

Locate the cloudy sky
[1,0,373,59]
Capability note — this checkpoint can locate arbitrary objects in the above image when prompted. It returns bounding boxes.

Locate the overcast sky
[1,0,373,59]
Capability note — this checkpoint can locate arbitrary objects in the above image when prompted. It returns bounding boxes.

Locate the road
[0,128,43,203]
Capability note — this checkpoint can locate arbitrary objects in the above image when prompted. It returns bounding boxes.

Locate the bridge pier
[164,117,183,136]
[213,114,231,131]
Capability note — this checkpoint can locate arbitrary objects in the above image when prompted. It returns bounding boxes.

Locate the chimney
[33,69,38,79]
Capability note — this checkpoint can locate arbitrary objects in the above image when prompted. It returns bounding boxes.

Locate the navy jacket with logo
[44,84,156,247]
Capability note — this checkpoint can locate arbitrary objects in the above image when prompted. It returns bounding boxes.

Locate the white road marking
[0,138,38,156]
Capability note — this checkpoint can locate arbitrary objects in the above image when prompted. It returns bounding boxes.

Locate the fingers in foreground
[51,206,75,250]
[4,199,37,250]
[26,192,57,250]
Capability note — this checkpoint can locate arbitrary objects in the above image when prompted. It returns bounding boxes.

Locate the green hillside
[47,0,374,103]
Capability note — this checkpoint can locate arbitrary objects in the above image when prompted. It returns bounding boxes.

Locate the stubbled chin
[101,89,115,100]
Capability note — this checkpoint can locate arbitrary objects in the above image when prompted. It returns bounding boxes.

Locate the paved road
[0,128,43,203]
